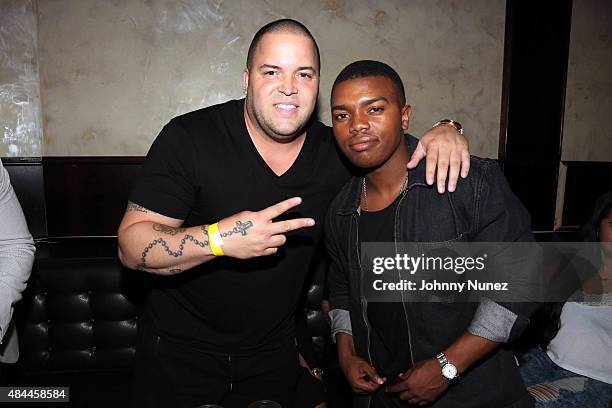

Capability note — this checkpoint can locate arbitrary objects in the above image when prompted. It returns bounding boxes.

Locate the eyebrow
[331,96,389,111]
[297,66,317,72]
[257,64,317,72]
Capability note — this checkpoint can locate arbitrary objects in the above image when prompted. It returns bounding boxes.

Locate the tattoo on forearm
[126,201,149,213]
[138,225,210,268]
[153,223,186,235]
[220,220,254,237]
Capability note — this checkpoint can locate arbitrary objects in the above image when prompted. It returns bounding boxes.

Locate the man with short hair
[326,60,536,407]
[118,20,469,407]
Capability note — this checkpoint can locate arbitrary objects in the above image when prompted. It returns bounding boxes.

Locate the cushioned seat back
[16,257,144,374]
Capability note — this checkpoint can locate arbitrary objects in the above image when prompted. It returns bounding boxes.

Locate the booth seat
[9,238,346,408]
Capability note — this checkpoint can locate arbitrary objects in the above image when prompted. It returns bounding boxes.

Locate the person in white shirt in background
[519,191,612,408]
[0,159,36,384]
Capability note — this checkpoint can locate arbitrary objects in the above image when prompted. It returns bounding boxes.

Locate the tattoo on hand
[126,201,149,213]
[220,220,254,237]
[139,226,210,268]
[153,223,186,236]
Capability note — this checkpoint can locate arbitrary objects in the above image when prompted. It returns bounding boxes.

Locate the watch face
[442,363,457,379]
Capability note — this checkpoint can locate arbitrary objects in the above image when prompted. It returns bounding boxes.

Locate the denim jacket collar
[336,134,429,216]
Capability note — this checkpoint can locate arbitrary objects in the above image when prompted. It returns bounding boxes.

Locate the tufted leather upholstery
[298,246,333,369]
[15,240,147,375]
[16,239,331,375]
[304,283,330,351]
[11,238,350,407]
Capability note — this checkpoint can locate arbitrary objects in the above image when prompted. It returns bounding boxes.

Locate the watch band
[436,352,460,382]
[436,352,449,368]
[433,118,463,135]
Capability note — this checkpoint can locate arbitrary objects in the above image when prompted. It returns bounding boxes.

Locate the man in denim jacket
[326,60,538,407]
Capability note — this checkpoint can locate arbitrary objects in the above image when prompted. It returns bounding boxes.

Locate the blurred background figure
[0,160,36,385]
[519,191,612,407]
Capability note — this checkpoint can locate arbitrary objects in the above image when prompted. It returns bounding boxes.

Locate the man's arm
[117,197,314,275]
[0,162,35,346]
[385,332,498,404]
[324,204,385,393]
[336,332,386,394]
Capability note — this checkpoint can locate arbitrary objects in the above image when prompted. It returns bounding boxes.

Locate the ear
[401,104,412,130]
[243,68,249,95]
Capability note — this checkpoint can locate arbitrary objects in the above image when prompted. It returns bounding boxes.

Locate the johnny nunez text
[372,279,509,292]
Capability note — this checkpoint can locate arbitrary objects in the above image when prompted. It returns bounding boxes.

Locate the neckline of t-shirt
[234,98,318,183]
[360,194,402,216]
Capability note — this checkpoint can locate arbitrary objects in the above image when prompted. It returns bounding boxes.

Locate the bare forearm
[336,332,356,362]
[444,332,499,374]
[118,221,214,275]
[117,197,313,273]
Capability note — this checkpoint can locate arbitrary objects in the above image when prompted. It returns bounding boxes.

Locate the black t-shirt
[359,197,411,382]
[130,99,351,353]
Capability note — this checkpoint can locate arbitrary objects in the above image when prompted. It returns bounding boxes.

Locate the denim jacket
[325,136,536,408]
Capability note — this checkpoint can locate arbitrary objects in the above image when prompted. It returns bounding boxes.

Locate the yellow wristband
[208,222,225,256]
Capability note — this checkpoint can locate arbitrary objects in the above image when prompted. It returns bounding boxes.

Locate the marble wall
[561,0,612,162]
[3,0,506,157]
[0,0,42,157]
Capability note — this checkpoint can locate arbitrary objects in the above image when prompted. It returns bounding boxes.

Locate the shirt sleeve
[329,309,353,343]
[325,200,354,342]
[0,162,35,345]
[129,119,198,220]
[468,297,517,342]
[468,160,541,343]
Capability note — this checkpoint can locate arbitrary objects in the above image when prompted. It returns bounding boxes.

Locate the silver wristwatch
[436,352,459,382]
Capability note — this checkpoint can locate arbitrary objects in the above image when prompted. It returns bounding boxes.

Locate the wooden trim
[42,156,145,165]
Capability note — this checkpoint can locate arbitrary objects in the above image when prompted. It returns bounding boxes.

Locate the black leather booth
[9,239,142,407]
[9,238,347,408]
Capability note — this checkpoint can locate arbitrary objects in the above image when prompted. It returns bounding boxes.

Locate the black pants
[133,319,300,408]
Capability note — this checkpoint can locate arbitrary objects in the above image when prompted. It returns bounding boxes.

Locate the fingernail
[438,185,445,194]
[448,183,456,192]
[306,219,315,226]
[427,177,433,185]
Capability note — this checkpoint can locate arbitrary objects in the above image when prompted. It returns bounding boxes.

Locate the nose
[278,75,297,96]
[349,112,370,133]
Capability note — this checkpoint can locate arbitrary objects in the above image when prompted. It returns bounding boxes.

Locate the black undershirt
[359,196,412,383]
